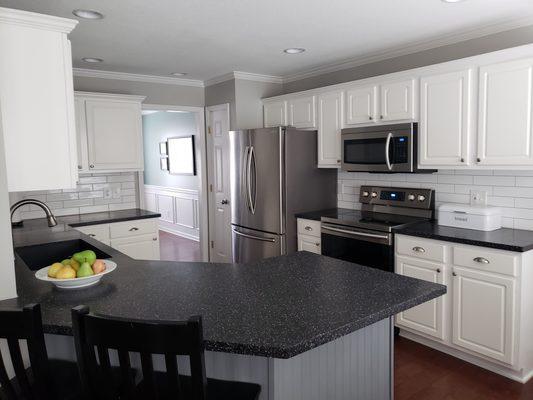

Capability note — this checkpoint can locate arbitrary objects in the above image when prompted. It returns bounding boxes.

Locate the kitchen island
[3,218,446,400]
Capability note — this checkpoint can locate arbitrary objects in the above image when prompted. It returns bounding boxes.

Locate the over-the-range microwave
[341,122,434,173]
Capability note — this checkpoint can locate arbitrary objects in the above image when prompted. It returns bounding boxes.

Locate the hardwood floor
[395,336,533,400]
[159,231,202,262]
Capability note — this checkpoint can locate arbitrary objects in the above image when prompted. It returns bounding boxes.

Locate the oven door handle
[385,132,393,171]
[322,226,390,240]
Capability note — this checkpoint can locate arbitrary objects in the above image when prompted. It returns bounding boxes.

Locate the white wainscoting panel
[144,185,200,241]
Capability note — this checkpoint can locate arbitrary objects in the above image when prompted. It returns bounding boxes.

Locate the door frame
[141,103,209,262]
[205,103,231,262]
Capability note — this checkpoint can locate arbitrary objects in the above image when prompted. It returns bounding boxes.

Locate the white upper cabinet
[345,85,377,125]
[317,91,343,168]
[477,58,533,166]
[380,78,416,122]
[419,69,473,168]
[76,92,145,172]
[263,100,287,127]
[74,97,89,173]
[288,96,316,129]
[0,8,78,191]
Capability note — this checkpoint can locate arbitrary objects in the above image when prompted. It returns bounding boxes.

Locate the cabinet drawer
[110,219,158,239]
[297,219,321,238]
[75,224,110,242]
[298,234,321,254]
[111,233,159,260]
[396,235,445,263]
[453,246,518,277]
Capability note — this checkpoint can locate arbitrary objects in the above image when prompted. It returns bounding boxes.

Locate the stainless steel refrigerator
[229,127,337,263]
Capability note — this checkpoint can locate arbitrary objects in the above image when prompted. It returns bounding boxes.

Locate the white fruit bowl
[34,260,117,290]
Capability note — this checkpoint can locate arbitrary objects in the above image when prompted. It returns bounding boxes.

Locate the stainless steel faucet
[10,199,58,227]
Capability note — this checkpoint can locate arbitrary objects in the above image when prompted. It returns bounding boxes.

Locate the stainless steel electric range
[321,185,435,272]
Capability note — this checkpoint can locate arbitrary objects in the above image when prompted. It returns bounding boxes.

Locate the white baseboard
[158,221,199,242]
[399,330,532,384]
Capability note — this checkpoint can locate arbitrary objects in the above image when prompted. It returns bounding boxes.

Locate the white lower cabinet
[74,219,160,260]
[396,256,446,340]
[395,234,529,380]
[298,234,321,254]
[296,218,321,254]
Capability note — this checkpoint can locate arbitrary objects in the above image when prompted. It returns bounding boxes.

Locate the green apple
[77,262,94,278]
[73,250,97,266]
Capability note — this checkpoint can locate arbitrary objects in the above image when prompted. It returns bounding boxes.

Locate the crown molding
[283,15,533,83]
[205,71,283,87]
[0,7,77,33]
[73,68,205,87]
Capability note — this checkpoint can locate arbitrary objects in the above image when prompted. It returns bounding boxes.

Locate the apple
[92,259,106,274]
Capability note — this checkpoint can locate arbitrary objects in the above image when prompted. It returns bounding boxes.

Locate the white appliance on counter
[437,203,502,231]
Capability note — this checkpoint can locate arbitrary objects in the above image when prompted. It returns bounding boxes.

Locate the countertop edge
[68,212,161,228]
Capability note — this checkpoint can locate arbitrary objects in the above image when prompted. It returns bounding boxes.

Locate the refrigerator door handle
[243,146,251,213]
[247,146,256,214]
[232,228,276,243]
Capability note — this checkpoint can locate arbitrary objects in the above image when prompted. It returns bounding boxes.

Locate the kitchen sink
[15,239,111,271]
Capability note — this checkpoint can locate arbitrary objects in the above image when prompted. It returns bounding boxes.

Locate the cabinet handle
[436,268,441,273]
[337,159,341,163]
[129,227,139,232]
[89,164,95,169]
[473,257,490,264]
[476,158,481,163]
[412,246,425,253]
[452,272,457,277]
[460,158,464,163]
[315,242,320,247]
[88,234,96,237]
[78,165,82,170]
[368,116,373,120]
[305,226,313,231]
[380,115,384,120]
[153,237,158,241]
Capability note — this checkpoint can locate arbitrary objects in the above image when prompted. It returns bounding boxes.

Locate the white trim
[73,68,205,88]
[0,7,77,33]
[75,91,146,102]
[204,72,235,87]
[142,103,204,113]
[283,15,533,83]
[144,185,199,197]
[205,71,283,87]
[159,222,200,242]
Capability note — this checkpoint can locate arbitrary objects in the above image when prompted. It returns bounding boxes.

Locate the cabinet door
[85,99,143,170]
[452,266,516,364]
[297,234,321,254]
[111,233,160,260]
[74,97,89,173]
[345,85,377,125]
[477,59,533,166]
[264,101,287,127]
[288,96,316,129]
[396,256,446,340]
[419,69,472,167]
[317,91,343,168]
[380,79,416,121]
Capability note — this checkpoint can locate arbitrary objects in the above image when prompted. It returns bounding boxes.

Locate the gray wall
[283,24,533,94]
[235,79,283,129]
[143,111,199,190]
[74,76,205,107]
[205,79,236,128]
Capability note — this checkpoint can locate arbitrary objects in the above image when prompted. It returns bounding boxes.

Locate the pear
[56,266,76,279]
[69,258,80,272]
[92,259,106,274]
[48,263,64,278]
[61,259,71,266]
[73,250,97,266]
[77,262,94,278]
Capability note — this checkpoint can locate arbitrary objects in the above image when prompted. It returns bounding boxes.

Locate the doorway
[140,104,208,262]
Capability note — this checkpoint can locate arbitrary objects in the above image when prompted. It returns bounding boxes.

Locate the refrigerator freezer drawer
[231,225,285,263]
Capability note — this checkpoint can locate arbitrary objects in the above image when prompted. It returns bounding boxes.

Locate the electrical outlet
[111,183,121,199]
[103,187,112,199]
[470,190,488,206]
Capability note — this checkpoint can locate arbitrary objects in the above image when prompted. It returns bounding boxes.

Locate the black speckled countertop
[295,208,344,221]
[395,221,533,252]
[2,218,445,359]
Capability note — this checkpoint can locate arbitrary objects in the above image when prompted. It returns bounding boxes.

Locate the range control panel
[359,186,434,209]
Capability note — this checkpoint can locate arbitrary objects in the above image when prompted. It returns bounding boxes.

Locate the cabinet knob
[221,199,229,205]
[460,158,464,163]
[452,272,457,277]
[89,164,95,169]
[412,246,425,253]
[380,115,384,120]
[305,226,313,231]
[436,268,441,273]
[337,159,341,163]
[88,234,96,237]
[476,158,481,163]
[473,257,490,264]
[78,165,82,170]
[315,243,320,247]
[153,237,158,241]
[368,116,373,120]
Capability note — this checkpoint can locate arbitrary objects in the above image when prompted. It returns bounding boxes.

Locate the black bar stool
[0,304,82,400]
[71,305,261,400]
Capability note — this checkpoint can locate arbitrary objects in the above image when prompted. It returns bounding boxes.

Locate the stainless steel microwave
[341,123,430,173]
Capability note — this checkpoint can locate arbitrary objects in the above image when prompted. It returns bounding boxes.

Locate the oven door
[341,129,413,172]
[321,223,394,272]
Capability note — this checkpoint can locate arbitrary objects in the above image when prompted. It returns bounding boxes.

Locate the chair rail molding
[144,185,200,241]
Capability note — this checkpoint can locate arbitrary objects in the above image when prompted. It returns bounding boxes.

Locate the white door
[452,266,516,364]
[477,58,533,166]
[317,91,343,168]
[263,101,287,127]
[85,99,143,170]
[345,85,377,125]
[288,96,316,129]
[206,104,232,262]
[297,234,321,254]
[419,69,472,167]
[396,256,446,340]
[380,79,416,121]
[74,97,89,173]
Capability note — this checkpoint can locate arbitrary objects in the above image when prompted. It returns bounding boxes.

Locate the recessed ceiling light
[284,48,306,54]
[171,72,187,76]
[72,9,104,19]
[82,57,104,63]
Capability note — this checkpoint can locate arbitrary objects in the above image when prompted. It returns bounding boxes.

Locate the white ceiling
[2,0,533,83]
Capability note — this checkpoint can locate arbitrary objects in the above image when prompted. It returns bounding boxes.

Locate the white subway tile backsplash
[338,170,533,231]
